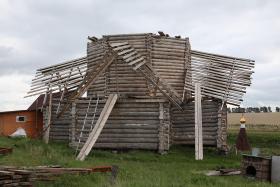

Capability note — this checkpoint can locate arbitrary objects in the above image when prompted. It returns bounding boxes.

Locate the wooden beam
[195,83,203,160]
[43,91,52,144]
[57,51,117,118]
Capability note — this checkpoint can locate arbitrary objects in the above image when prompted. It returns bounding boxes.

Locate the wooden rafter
[109,42,183,110]
[185,50,255,106]
[57,49,117,118]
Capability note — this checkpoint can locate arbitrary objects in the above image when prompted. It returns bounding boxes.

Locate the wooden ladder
[75,96,100,154]
[110,42,183,110]
[57,50,117,118]
[76,94,118,161]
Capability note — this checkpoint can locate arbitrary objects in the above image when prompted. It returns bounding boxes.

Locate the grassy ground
[0,131,279,187]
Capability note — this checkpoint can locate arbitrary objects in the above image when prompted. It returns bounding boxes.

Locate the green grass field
[0,131,279,187]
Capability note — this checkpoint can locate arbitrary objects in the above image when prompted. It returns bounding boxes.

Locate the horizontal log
[93,142,158,150]
[172,140,216,145]
[96,137,158,143]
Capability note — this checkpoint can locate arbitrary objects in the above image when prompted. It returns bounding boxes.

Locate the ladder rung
[113,44,131,51]
[124,54,141,63]
[128,57,145,66]
[133,60,146,70]
[110,42,129,47]
[117,48,134,56]
[123,51,137,59]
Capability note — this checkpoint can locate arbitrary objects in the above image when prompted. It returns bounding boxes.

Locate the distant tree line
[228,106,280,113]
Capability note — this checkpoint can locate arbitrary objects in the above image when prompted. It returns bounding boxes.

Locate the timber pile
[0,165,116,186]
[0,148,12,155]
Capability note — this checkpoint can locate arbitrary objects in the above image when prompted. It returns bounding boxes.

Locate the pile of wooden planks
[185,50,255,106]
[0,169,35,187]
[0,148,13,155]
[205,168,241,176]
[0,165,116,186]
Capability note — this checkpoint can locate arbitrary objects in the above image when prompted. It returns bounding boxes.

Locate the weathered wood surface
[185,50,254,106]
[217,102,228,151]
[87,33,190,104]
[57,49,117,117]
[171,99,223,146]
[108,41,183,109]
[27,33,251,153]
[151,36,190,98]
[26,57,87,97]
[77,94,118,161]
[195,83,203,160]
[43,92,52,144]
[43,95,72,142]
[70,97,167,151]
[0,166,114,185]
[47,97,225,150]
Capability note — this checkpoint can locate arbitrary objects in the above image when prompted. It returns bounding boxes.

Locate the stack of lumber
[0,148,13,155]
[0,169,34,187]
[0,165,115,186]
[185,50,255,106]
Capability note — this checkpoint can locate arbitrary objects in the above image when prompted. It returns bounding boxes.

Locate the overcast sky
[0,0,279,111]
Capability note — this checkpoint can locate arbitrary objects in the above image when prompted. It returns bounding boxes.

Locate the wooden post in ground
[43,92,52,144]
[70,102,76,145]
[195,83,203,160]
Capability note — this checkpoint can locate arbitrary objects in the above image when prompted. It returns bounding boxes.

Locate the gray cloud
[0,0,279,110]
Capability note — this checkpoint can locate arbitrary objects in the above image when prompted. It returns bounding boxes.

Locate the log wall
[171,99,227,146]
[87,34,150,97]
[45,96,226,150]
[43,96,72,142]
[87,40,107,97]
[87,33,191,99]
[71,98,170,151]
[151,36,189,97]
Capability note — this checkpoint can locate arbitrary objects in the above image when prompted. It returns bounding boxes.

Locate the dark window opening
[16,116,26,122]
[246,166,256,177]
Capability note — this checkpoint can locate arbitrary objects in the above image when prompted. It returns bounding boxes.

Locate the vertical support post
[195,83,203,160]
[217,107,222,149]
[158,103,164,153]
[217,101,229,154]
[70,102,76,145]
[158,102,171,154]
[183,37,191,102]
[43,92,52,144]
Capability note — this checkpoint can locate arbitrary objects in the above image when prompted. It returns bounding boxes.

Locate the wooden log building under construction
[26,32,254,159]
